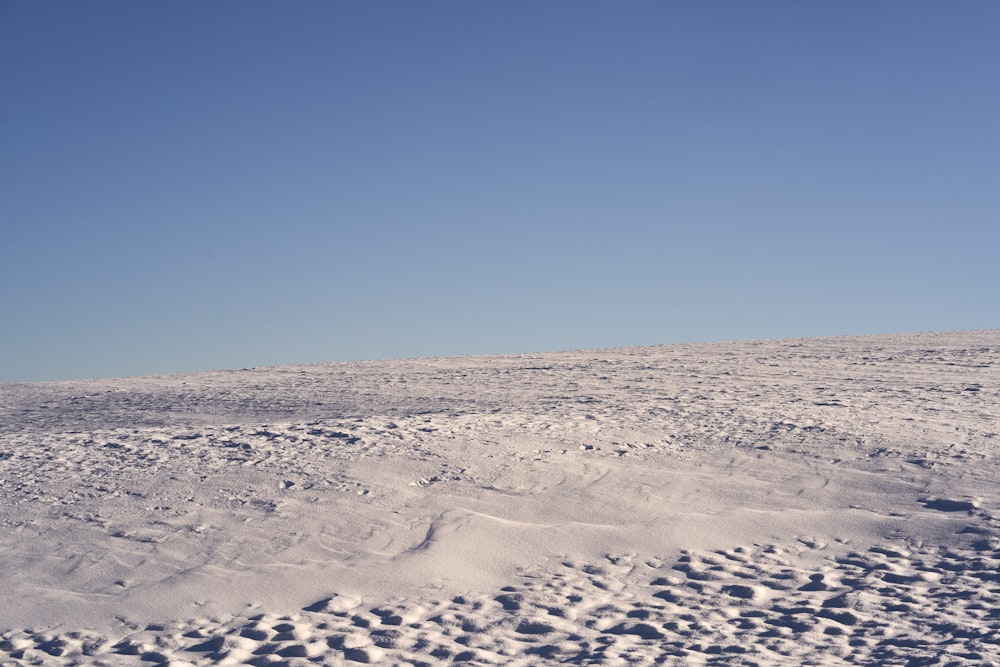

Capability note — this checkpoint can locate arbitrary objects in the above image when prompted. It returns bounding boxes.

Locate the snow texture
[1,330,998,665]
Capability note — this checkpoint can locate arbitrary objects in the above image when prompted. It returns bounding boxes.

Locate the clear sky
[2,1,998,382]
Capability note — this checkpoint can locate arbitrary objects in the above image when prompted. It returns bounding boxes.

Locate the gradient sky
[2,1,998,382]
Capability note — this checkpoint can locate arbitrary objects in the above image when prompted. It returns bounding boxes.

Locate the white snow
[1,330,997,665]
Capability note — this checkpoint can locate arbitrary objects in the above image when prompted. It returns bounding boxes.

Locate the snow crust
[1,330,998,665]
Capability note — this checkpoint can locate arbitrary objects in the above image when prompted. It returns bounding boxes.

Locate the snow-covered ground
[1,331,997,666]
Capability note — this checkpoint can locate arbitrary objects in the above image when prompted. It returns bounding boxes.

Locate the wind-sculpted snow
[0,331,997,665]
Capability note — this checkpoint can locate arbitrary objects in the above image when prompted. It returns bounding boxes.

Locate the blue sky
[2,1,998,382]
